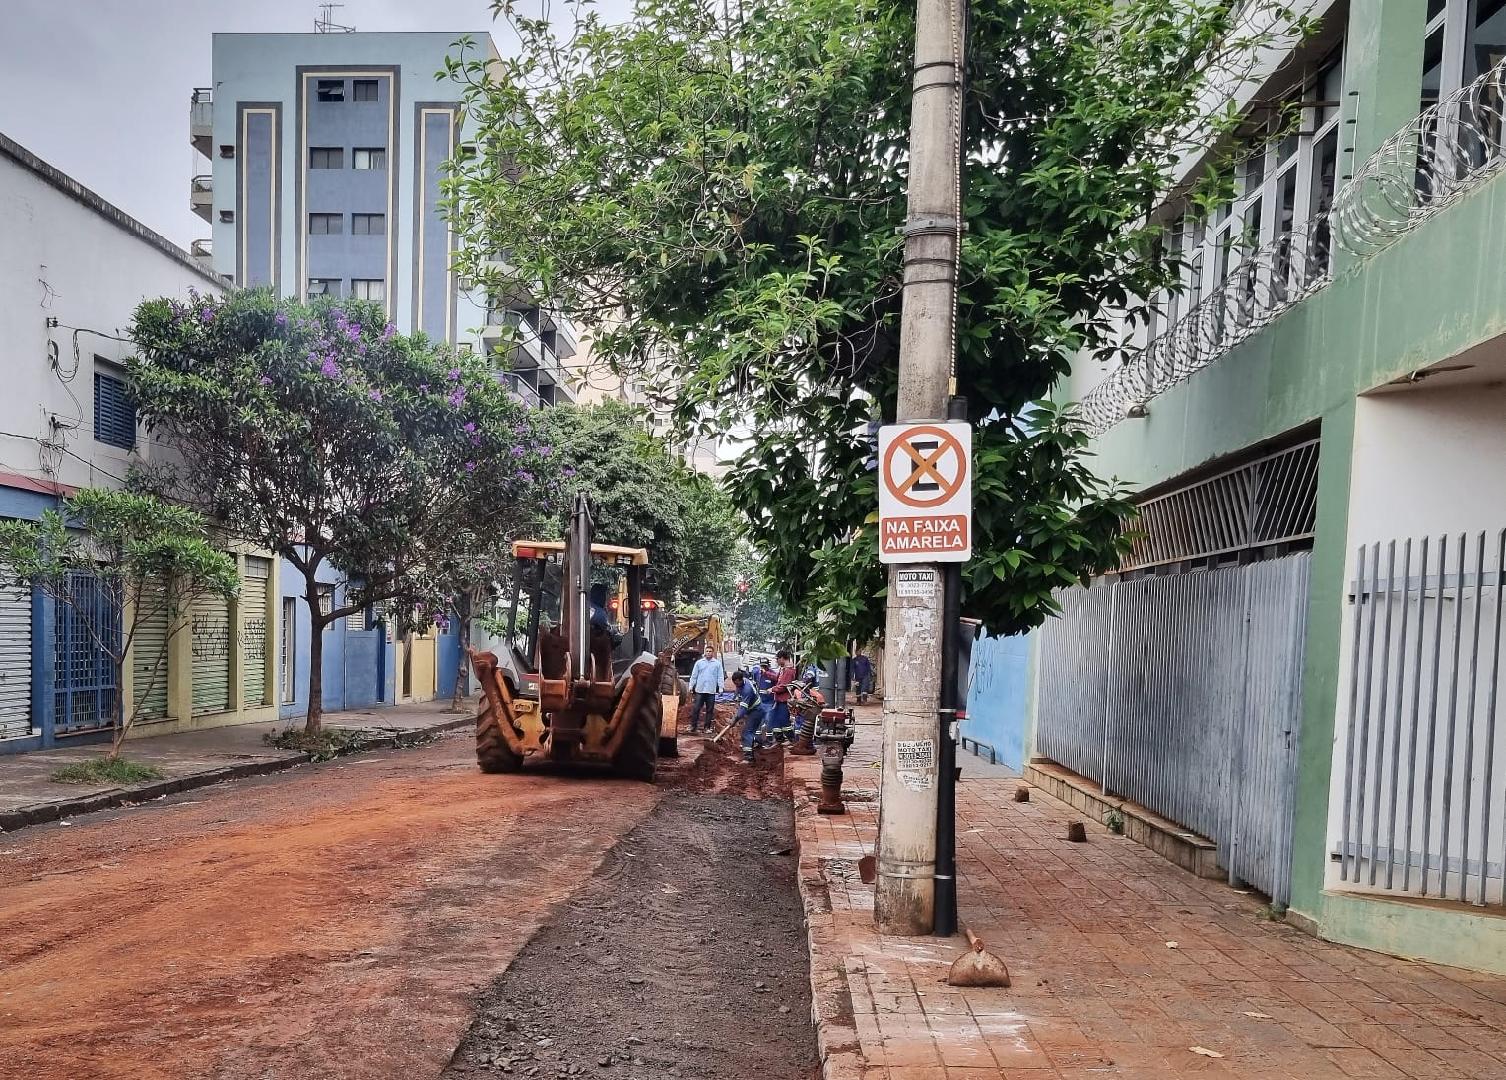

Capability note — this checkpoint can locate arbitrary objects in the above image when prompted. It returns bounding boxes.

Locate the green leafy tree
[445,0,1307,651]
[0,489,239,759]
[532,399,739,605]
[128,290,554,733]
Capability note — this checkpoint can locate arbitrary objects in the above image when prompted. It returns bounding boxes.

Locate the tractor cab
[500,537,652,689]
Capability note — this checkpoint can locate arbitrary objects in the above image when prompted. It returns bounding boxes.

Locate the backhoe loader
[470,494,676,780]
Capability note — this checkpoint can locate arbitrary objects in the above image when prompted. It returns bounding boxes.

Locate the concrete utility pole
[874,0,967,936]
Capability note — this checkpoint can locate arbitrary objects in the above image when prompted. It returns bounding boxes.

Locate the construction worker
[766,649,797,742]
[731,669,769,764]
[851,651,874,704]
[687,644,726,734]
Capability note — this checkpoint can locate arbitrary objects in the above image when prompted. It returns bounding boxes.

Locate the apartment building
[1020,0,1506,971]
[191,30,577,407]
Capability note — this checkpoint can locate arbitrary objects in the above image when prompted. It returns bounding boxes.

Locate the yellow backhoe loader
[470,494,677,780]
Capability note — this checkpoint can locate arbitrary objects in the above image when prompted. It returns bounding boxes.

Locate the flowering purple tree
[129,290,556,733]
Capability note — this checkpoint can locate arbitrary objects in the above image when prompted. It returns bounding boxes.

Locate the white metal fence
[1334,530,1506,906]
[1037,554,1312,904]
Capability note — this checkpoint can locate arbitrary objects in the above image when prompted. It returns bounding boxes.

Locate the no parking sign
[876,422,972,564]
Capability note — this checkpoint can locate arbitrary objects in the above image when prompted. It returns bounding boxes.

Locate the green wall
[1068,0,1506,967]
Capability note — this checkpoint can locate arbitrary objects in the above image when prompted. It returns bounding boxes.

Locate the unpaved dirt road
[444,784,817,1080]
[0,729,777,1080]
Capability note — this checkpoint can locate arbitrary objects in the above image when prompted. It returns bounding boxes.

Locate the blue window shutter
[94,371,136,449]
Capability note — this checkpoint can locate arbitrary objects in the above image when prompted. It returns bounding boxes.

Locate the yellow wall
[121,549,280,741]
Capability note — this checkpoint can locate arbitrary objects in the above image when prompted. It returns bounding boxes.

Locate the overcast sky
[0,0,632,249]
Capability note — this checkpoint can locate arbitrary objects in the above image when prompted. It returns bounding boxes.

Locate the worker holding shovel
[730,670,770,765]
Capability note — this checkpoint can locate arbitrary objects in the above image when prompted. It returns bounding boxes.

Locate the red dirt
[676,728,793,799]
[0,730,681,1080]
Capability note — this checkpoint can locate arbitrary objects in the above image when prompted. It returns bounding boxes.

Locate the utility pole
[873,0,967,936]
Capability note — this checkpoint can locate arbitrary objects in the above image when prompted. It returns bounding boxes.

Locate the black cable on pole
[934,392,967,938]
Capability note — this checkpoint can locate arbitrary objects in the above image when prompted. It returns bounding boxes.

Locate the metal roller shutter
[0,584,33,739]
[241,558,270,707]
[190,589,232,714]
[132,581,170,722]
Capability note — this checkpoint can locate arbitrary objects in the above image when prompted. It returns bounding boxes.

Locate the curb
[789,772,869,1080]
[0,714,474,835]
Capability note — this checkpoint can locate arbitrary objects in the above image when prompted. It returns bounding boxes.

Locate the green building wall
[1057,0,1506,970]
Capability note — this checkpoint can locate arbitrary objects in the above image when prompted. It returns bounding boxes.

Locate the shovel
[946,928,1011,988]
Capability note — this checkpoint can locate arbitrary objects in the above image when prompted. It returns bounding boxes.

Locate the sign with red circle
[877,422,972,564]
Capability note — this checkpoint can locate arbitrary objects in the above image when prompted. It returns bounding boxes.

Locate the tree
[445,0,1308,652]
[128,289,554,733]
[532,399,740,605]
[0,489,238,759]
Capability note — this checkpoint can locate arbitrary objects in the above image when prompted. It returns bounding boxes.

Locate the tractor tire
[616,693,660,782]
[476,704,523,774]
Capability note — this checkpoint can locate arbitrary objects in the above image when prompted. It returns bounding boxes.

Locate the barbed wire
[1077,212,1333,435]
[1334,53,1506,258]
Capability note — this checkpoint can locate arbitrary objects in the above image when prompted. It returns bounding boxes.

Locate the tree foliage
[128,289,554,731]
[531,399,740,605]
[0,488,238,758]
[446,0,1307,650]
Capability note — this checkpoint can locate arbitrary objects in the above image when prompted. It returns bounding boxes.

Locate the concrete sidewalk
[790,710,1506,1079]
[0,698,475,832]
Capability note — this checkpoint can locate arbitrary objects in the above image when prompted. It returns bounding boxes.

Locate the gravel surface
[443,788,818,1080]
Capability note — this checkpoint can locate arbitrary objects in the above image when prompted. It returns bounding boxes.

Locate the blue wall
[278,557,395,720]
[962,631,1032,771]
[436,617,460,703]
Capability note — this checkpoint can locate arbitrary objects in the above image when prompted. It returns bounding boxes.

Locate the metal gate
[1334,529,1506,906]
[53,571,120,735]
[0,584,33,739]
[132,581,170,722]
[241,558,270,707]
[191,590,231,714]
[1036,554,1311,904]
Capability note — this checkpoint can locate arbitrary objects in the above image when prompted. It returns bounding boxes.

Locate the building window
[93,362,136,450]
[309,212,343,235]
[352,79,379,102]
[351,213,385,236]
[353,147,387,171]
[307,278,341,297]
[316,584,335,619]
[350,279,387,302]
[309,146,343,170]
[1146,44,1346,342]
[316,79,345,102]
[280,596,296,703]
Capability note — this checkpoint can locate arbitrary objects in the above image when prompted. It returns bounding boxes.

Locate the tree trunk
[451,592,473,711]
[109,658,129,761]
[305,582,326,736]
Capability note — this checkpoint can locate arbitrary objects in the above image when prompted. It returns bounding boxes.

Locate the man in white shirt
[687,645,727,733]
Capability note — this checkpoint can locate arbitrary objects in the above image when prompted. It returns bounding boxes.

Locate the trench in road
[0,730,704,1080]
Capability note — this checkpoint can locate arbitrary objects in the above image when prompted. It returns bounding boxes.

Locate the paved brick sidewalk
[790,712,1506,1079]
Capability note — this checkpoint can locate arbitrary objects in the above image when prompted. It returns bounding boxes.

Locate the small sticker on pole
[896,738,936,771]
[878,422,971,564]
[895,568,938,598]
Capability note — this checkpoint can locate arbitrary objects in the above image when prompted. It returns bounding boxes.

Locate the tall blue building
[192,30,577,406]
[191,32,572,714]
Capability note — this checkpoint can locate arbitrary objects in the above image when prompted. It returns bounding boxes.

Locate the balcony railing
[190,174,213,222]
[190,87,213,158]
[1335,54,1506,259]
[498,372,542,408]
[1078,213,1333,437]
